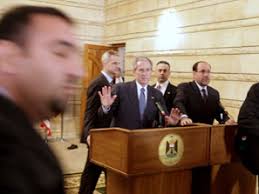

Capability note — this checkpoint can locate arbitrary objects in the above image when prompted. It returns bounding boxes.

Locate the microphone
[153,100,167,128]
[155,101,166,116]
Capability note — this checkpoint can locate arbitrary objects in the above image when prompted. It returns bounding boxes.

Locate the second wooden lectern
[90,124,255,194]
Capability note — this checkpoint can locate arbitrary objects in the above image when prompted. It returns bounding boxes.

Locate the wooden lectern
[90,124,256,194]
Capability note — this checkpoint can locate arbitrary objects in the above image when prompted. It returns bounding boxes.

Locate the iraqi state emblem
[158,133,184,166]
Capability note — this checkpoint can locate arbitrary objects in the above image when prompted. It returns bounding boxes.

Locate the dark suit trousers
[192,166,211,194]
[235,131,259,175]
[79,150,105,194]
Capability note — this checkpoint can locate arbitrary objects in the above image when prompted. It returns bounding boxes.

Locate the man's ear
[0,40,22,75]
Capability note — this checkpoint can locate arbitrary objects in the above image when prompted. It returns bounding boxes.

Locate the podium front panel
[127,125,210,175]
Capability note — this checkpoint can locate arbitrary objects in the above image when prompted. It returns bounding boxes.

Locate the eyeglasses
[196,70,211,74]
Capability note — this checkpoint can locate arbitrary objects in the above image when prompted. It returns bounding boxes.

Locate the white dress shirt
[155,80,169,95]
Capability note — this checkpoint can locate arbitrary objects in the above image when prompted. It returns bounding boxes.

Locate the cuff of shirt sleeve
[180,114,188,119]
[102,105,111,113]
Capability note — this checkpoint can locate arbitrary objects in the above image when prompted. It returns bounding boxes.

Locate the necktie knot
[141,87,145,93]
[111,77,116,85]
[156,84,162,91]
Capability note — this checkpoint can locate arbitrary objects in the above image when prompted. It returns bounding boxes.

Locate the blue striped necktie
[139,87,146,120]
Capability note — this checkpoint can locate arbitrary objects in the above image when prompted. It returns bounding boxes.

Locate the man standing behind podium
[173,61,235,194]
[153,60,177,113]
[174,61,235,126]
[79,50,120,194]
[98,57,180,129]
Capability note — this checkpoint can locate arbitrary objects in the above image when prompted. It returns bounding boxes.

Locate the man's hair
[0,5,73,47]
[192,61,211,72]
[156,60,170,69]
[101,50,119,64]
[133,56,153,70]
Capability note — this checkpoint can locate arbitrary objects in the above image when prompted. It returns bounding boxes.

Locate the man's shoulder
[88,74,110,92]
[118,81,134,88]
[91,74,108,85]
[207,85,219,95]
[148,85,163,97]
[250,82,259,92]
[168,82,177,90]
[112,81,134,95]
[177,81,192,89]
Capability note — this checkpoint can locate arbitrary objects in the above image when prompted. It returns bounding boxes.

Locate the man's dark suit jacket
[0,95,64,194]
[80,73,112,143]
[238,83,259,135]
[236,83,259,174]
[99,81,167,129]
[152,82,177,113]
[174,81,229,124]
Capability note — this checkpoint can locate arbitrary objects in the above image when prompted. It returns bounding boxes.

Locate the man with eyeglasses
[174,61,235,194]
[174,61,235,126]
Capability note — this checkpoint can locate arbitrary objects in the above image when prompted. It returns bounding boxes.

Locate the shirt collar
[195,81,207,91]
[0,87,12,100]
[136,80,147,91]
[156,80,169,88]
[101,70,113,83]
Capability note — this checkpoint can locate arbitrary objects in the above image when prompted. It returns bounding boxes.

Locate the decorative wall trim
[30,0,103,10]
[123,46,259,56]
[106,0,137,9]
[221,99,243,109]
[105,16,259,41]
[76,19,104,26]
[105,0,239,25]
[124,70,259,82]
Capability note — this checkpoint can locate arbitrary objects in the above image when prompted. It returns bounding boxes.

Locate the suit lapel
[129,81,141,118]
[191,81,210,104]
[100,73,111,86]
[164,83,171,97]
[143,86,155,119]
[206,87,215,104]
[191,81,204,99]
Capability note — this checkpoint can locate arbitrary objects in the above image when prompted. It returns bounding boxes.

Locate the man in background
[114,66,124,84]
[0,5,82,194]
[153,60,177,113]
[79,50,120,194]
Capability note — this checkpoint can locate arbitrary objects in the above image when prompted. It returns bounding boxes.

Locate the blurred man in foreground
[0,5,82,194]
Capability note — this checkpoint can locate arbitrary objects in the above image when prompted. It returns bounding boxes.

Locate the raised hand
[165,108,181,126]
[98,86,117,107]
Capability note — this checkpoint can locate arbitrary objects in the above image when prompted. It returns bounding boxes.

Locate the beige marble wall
[105,0,259,120]
[0,0,105,138]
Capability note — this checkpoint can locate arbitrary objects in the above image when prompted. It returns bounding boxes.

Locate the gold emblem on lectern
[158,134,184,166]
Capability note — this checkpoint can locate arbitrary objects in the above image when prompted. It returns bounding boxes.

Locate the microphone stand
[157,113,165,128]
[155,101,166,128]
[60,112,66,141]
